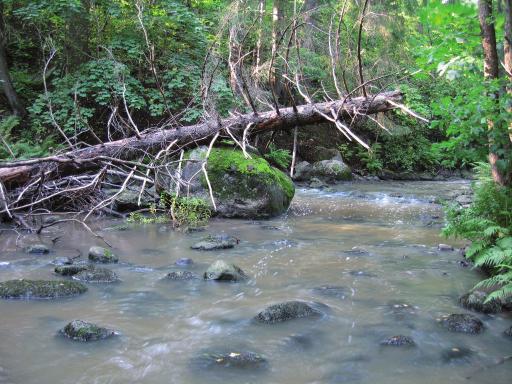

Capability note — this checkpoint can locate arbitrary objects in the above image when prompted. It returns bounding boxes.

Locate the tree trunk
[0,91,402,188]
[303,0,319,50]
[271,0,285,103]
[504,0,512,143]
[478,0,507,185]
[0,2,25,117]
[255,0,265,74]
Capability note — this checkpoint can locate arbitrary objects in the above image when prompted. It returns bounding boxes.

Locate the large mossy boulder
[59,320,117,342]
[157,147,294,218]
[0,279,87,299]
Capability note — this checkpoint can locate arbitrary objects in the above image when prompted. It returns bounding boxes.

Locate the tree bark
[0,91,402,188]
[504,0,512,143]
[478,0,507,185]
[0,2,25,117]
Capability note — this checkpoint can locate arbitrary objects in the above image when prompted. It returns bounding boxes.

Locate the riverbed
[0,180,510,384]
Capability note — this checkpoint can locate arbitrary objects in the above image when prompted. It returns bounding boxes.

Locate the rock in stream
[438,314,484,334]
[88,246,118,263]
[191,234,238,251]
[254,301,324,324]
[59,320,117,342]
[0,279,87,299]
[204,260,247,282]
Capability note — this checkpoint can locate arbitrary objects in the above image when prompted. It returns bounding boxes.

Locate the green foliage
[444,163,512,302]
[127,204,170,224]
[161,193,211,228]
[264,144,291,170]
[0,116,59,160]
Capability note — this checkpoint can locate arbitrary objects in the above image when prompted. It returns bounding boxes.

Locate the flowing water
[0,180,511,384]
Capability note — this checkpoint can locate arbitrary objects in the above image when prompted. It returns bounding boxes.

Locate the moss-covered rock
[59,320,117,342]
[310,160,352,181]
[191,234,238,250]
[0,279,87,299]
[293,159,352,184]
[54,263,92,276]
[254,301,323,324]
[157,147,295,219]
[88,246,118,263]
[73,267,119,283]
[459,290,503,314]
[25,244,50,254]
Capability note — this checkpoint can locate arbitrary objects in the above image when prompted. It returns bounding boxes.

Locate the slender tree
[0,2,25,117]
[478,0,508,185]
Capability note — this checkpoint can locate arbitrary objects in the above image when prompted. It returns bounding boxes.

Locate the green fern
[443,162,512,302]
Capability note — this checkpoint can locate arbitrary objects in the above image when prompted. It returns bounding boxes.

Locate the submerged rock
[157,147,294,218]
[438,314,484,334]
[164,271,199,280]
[194,351,268,370]
[349,270,377,278]
[441,347,474,364]
[459,290,502,314]
[59,320,117,342]
[25,244,50,254]
[504,326,512,338]
[191,234,238,250]
[54,263,91,276]
[88,246,118,263]
[204,260,247,282]
[311,285,347,299]
[386,301,418,320]
[51,257,74,266]
[254,301,323,324]
[0,279,87,299]
[73,267,119,283]
[380,335,415,346]
[438,244,454,251]
[175,258,194,266]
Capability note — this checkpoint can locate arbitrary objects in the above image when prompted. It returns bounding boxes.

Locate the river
[0,180,510,384]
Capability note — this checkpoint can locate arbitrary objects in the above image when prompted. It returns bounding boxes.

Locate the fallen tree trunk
[0,91,402,189]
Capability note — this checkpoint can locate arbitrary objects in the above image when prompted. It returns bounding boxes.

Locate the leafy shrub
[161,192,211,228]
[444,163,512,302]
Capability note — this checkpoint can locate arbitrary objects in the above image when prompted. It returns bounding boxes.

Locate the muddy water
[0,180,510,384]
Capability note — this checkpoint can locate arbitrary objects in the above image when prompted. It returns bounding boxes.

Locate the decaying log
[0,91,402,189]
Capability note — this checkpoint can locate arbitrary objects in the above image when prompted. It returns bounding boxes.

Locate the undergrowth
[443,163,512,302]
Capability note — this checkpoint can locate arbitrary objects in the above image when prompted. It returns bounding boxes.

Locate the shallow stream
[0,180,511,384]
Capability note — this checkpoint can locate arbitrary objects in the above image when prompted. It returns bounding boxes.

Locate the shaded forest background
[0,0,508,176]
